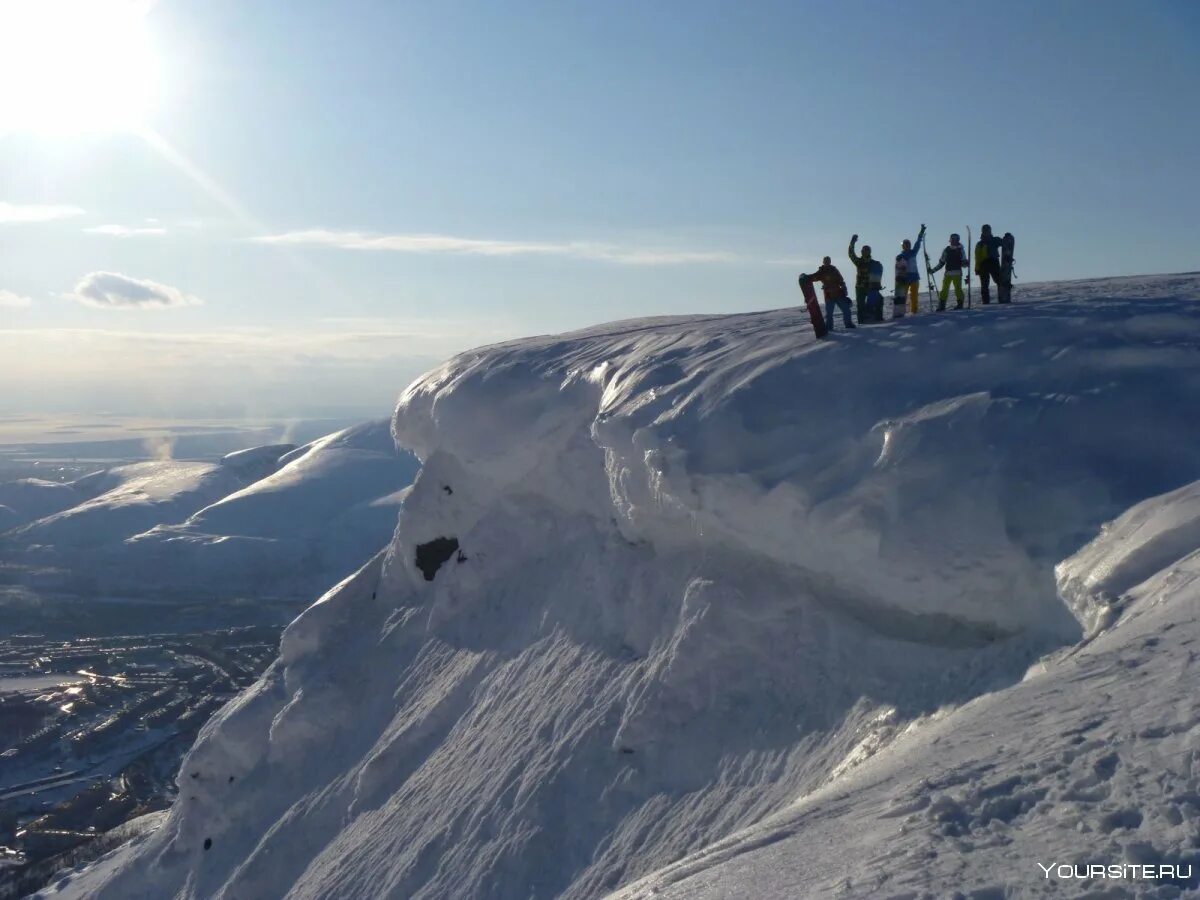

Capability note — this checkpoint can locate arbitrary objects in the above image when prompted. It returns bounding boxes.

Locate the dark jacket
[807,263,848,299]
[975,235,1003,273]
[848,239,880,291]
[931,243,967,274]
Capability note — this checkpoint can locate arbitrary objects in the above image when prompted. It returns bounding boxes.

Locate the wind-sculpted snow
[1058,479,1200,634]
[41,274,1200,899]
[611,478,1200,899]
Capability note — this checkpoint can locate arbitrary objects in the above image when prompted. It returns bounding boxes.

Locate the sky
[1,0,1198,420]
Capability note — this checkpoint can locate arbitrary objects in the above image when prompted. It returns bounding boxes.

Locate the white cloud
[84,224,167,237]
[0,202,86,223]
[0,290,33,308]
[252,229,738,265]
[72,272,201,310]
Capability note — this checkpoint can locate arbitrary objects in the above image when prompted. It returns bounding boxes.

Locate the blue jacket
[894,231,925,285]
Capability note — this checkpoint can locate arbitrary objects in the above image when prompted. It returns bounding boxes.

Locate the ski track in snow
[34,272,1200,899]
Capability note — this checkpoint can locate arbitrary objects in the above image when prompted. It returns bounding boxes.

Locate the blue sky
[1,0,1197,417]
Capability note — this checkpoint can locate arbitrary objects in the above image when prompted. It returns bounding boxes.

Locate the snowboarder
[804,256,855,332]
[893,225,926,317]
[848,235,885,323]
[974,224,1005,305]
[929,232,969,310]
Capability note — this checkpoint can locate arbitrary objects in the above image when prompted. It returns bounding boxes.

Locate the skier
[893,225,926,317]
[848,235,885,323]
[929,232,968,310]
[805,256,855,331]
[974,224,1005,304]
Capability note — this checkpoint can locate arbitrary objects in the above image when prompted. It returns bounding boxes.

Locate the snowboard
[999,232,1015,303]
[799,275,828,338]
[893,256,909,318]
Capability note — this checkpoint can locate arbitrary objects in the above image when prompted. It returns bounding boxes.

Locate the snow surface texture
[2,420,419,600]
[42,273,1200,899]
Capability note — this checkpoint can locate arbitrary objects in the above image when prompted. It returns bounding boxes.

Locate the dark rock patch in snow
[415,536,460,581]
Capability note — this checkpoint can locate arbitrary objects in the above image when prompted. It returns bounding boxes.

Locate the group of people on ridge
[801,224,1014,333]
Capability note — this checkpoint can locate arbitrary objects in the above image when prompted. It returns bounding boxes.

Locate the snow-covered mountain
[2,420,419,601]
[40,273,1200,898]
[8,461,252,549]
[0,477,81,528]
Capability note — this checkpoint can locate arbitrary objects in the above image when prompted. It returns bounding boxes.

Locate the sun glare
[0,0,161,135]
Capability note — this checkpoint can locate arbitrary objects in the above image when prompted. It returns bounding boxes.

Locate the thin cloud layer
[0,324,483,417]
[252,229,738,265]
[0,290,33,308]
[0,202,86,223]
[73,272,201,310]
[84,224,168,237]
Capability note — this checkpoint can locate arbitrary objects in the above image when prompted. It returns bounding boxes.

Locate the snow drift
[40,273,1200,899]
[611,474,1200,899]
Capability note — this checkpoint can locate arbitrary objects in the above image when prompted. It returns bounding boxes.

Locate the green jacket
[849,241,878,290]
[848,239,883,291]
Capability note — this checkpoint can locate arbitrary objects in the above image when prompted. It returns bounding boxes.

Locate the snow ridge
[40,273,1200,899]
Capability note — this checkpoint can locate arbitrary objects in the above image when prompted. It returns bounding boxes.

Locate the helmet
[902,239,912,250]
[950,233,960,242]
[822,255,831,265]
[982,224,992,235]
[862,245,872,256]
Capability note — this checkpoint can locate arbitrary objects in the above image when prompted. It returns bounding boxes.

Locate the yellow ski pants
[905,281,919,314]
[938,273,964,306]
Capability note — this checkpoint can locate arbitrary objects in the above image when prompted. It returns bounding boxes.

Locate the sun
[0,0,161,135]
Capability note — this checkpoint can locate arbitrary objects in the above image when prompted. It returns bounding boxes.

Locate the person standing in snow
[975,224,1005,304]
[848,235,884,323]
[805,256,855,331]
[929,232,968,310]
[893,225,926,317]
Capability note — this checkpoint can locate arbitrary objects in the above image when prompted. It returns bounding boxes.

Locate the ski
[966,226,972,308]
[922,236,937,313]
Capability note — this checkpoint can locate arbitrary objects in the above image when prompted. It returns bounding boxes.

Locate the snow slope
[611,480,1200,898]
[1,421,419,601]
[122,420,419,596]
[0,477,80,528]
[41,273,1200,899]
[8,461,247,548]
